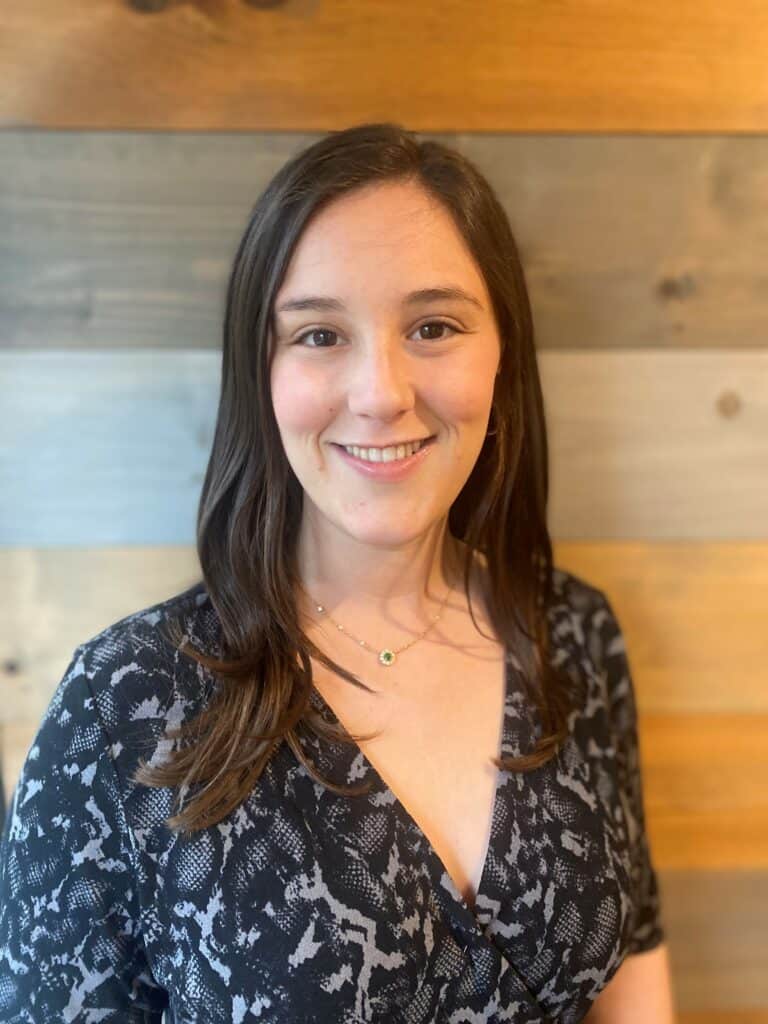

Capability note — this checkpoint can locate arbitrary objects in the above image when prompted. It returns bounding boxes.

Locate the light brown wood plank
[640,714,768,870]
[679,1013,768,1023]
[2,723,34,810]
[0,547,201,723]
[649,811,768,872]
[3,1,768,131]
[642,715,768,815]
[3,543,767,718]
[555,542,768,711]
[4,131,768,351]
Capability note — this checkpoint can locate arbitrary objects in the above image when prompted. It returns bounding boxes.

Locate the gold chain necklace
[305,582,455,667]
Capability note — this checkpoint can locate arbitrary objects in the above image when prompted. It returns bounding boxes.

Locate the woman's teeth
[343,439,427,463]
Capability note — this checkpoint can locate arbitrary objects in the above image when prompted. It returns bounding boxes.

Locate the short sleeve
[0,752,6,836]
[596,592,666,955]
[0,646,167,1022]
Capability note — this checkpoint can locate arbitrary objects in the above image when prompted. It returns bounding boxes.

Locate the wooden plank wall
[4,1,768,131]
[2,3,767,1021]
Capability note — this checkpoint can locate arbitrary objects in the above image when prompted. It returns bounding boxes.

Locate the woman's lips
[332,437,436,481]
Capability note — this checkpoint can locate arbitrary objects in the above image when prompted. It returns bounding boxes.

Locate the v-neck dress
[0,567,665,1023]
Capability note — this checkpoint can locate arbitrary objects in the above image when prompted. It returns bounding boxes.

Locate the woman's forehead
[290,183,461,257]
[276,186,489,311]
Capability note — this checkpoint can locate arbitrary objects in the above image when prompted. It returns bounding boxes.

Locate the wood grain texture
[661,871,768,1010]
[0,352,217,545]
[0,547,202,723]
[553,542,768,713]
[679,1014,768,1024]
[3,131,768,351]
[640,714,768,870]
[543,352,768,539]
[2,349,766,544]
[3,1,768,131]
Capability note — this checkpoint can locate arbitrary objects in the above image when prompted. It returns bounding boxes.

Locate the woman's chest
[310,639,509,910]
[134,704,635,1024]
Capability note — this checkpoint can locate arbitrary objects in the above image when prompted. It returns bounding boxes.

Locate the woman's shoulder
[550,563,610,613]
[0,584,223,1016]
[74,579,220,697]
[547,565,640,752]
[38,581,223,791]
[544,565,636,731]
[81,576,216,651]
[548,565,621,658]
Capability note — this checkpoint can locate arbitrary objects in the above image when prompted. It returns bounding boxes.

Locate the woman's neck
[294,518,468,625]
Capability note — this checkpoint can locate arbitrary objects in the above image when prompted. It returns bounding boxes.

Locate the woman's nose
[346,339,416,419]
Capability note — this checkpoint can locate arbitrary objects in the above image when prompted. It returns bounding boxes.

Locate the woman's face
[269,179,501,552]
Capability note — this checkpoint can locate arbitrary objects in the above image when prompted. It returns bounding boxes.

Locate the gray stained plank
[0,350,216,546]
[2,132,767,351]
[1,349,766,546]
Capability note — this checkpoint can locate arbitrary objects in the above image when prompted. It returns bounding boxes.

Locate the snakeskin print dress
[0,568,665,1022]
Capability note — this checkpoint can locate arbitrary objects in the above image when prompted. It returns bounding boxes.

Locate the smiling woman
[0,122,673,1022]
[268,177,502,575]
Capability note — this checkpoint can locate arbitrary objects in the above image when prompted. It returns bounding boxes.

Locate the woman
[0,123,675,1022]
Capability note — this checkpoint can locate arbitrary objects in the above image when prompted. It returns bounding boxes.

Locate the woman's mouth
[331,436,436,480]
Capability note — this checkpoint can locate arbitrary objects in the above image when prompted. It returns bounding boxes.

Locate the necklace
[305,580,455,667]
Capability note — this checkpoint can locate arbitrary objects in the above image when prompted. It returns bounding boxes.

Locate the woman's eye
[415,320,458,341]
[295,328,339,348]
[293,320,459,348]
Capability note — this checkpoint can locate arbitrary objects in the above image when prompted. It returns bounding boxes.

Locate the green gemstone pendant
[378,649,396,667]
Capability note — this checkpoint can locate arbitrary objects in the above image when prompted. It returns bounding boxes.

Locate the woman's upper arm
[596,589,667,955]
[0,645,167,1021]
[584,941,676,1023]
[583,589,676,1019]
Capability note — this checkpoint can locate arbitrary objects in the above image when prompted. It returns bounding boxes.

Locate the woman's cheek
[436,385,492,430]
[271,361,339,438]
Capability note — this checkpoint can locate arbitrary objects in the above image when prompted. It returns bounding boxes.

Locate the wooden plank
[0,728,5,830]
[649,811,768,873]
[661,871,768,1011]
[2,542,765,720]
[555,543,768,712]
[2,723,32,812]
[544,351,768,539]
[4,131,768,352]
[3,2,768,131]
[2,547,767,870]
[0,547,202,723]
[640,714,768,870]
[0,352,217,545]
[680,1013,768,1023]
[2,350,766,543]
[643,714,768,816]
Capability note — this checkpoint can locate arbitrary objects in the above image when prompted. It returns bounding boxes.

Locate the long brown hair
[132,122,584,834]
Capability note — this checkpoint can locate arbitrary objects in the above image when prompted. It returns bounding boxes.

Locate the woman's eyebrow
[275,286,484,314]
